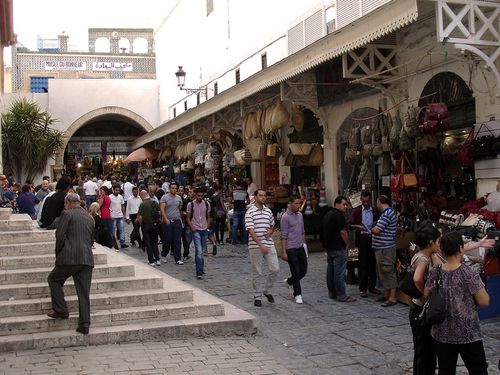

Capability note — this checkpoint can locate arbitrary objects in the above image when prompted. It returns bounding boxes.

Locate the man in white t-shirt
[109,185,128,249]
[161,177,170,194]
[122,176,135,207]
[83,176,99,210]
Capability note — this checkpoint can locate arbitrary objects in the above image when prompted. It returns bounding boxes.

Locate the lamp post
[174,66,208,97]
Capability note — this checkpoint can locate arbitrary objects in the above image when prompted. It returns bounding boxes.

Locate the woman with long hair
[409,220,441,375]
[425,231,490,374]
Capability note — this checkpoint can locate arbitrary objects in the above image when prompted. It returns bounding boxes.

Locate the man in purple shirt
[186,187,211,279]
[280,195,307,304]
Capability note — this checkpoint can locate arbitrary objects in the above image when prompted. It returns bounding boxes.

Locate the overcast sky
[12,0,166,52]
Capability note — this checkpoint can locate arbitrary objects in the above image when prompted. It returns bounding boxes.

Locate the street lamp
[175,66,208,97]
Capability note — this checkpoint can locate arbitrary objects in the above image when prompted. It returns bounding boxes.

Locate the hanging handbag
[470,123,496,160]
[402,152,418,188]
[421,265,446,325]
[457,127,475,167]
[418,102,449,134]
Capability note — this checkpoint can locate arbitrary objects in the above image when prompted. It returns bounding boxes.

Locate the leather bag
[421,265,446,325]
[457,127,475,167]
[470,123,496,160]
[398,256,425,299]
[418,103,449,134]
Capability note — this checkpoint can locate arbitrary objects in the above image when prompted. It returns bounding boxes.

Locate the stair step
[0,253,107,270]
[2,230,55,244]
[0,214,35,231]
[0,275,164,300]
[0,301,225,336]
[0,305,256,351]
[0,264,135,285]
[0,242,57,257]
[0,289,193,317]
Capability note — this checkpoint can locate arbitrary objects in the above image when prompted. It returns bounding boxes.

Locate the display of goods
[265,101,290,134]
[234,149,252,165]
[289,143,313,156]
[266,143,279,157]
[318,189,327,207]
[291,104,304,132]
[439,210,464,227]
[243,112,259,139]
[308,144,324,166]
[245,138,267,160]
[418,102,449,134]
[474,218,495,235]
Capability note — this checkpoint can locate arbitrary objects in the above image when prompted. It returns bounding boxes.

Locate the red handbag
[418,103,449,134]
[457,127,475,167]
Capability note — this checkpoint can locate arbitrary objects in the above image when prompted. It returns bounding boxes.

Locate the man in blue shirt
[371,195,398,307]
[16,184,39,219]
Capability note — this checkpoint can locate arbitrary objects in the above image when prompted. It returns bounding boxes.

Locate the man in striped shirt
[371,195,398,307]
[245,189,280,307]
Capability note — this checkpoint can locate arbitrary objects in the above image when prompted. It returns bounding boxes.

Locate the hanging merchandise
[381,113,391,152]
[457,127,475,167]
[381,153,393,176]
[418,102,449,134]
[263,101,290,135]
[291,103,304,132]
[389,111,403,152]
[308,144,324,166]
[470,123,496,161]
[404,106,420,138]
[390,152,417,192]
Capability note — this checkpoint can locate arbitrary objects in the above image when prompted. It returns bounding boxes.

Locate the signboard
[68,142,131,154]
[92,62,133,72]
[45,61,86,71]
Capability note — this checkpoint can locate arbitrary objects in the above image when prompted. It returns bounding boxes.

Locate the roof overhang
[0,0,15,47]
[133,0,418,149]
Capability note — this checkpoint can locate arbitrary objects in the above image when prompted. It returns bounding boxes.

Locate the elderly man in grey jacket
[46,193,95,335]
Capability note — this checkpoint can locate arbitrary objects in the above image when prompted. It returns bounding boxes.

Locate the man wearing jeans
[231,180,248,245]
[281,195,307,304]
[245,189,279,307]
[186,187,211,279]
[160,182,184,265]
[323,196,356,302]
[109,185,128,249]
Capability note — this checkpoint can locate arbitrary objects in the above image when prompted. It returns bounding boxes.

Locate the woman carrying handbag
[408,221,442,375]
[425,232,490,375]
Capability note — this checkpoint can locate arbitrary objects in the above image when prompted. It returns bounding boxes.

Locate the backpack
[188,200,210,220]
[151,201,161,224]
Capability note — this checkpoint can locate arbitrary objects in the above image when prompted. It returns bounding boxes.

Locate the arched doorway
[55,107,153,178]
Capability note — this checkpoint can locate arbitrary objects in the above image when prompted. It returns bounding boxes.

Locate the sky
[9,0,168,60]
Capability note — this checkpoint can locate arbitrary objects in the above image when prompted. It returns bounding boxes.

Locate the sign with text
[44,61,86,70]
[68,142,131,154]
[92,62,133,72]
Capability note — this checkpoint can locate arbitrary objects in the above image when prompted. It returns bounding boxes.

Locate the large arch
[54,106,154,171]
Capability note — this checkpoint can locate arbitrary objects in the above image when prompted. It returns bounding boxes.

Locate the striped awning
[133,0,418,149]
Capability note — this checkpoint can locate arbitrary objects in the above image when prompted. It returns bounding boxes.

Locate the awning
[133,0,418,149]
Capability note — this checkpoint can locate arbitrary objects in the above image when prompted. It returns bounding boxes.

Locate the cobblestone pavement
[2,230,499,374]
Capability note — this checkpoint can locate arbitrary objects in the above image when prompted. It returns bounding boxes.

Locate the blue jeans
[85,195,96,210]
[231,210,248,245]
[111,218,125,247]
[327,249,348,299]
[192,230,208,275]
[161,219,182,261]
[182,226,193,257]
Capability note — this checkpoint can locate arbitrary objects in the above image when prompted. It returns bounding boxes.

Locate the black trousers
[357,234,377,292]
[47,264,93,328]
[285,247,308,296]
[142,222,160,263]
[129,214,142,246]
[434,339,488,375]
[214,216,226,243]
[409,303,436,375]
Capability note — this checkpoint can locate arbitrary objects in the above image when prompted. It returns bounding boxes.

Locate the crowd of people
[1,172,495,373]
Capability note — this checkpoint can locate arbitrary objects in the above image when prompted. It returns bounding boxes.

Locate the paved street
[1,234,499,374]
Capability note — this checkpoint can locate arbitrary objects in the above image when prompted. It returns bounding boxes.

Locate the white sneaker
[176,260,184,265]
[161,257,168,263]
[149,262,156,266]
[155,260,161,266]
[295,295,303,304]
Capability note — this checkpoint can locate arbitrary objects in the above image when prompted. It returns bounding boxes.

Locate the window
[214,82,218,95]
[197,93,201,105]
[30,76,54,93]
[173,108,177,118]
[206,0,213,16]
[261,53,267,69]
[184,100,188,111]
[235,69,240,84]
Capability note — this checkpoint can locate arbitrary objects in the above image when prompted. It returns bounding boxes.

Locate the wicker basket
[289,143,313,156]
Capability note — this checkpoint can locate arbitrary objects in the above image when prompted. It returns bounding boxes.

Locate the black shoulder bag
[398,255,427,299]
[420,265,446,325]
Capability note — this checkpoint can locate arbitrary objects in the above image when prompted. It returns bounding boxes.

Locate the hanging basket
[234,149,252,165]
[289,142,313,156]
[291,104,304,132]
[308,144,323,166]
[264,101,290,134]
[245,138,267,160]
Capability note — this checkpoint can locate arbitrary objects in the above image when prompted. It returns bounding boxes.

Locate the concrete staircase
[0,209,255,351]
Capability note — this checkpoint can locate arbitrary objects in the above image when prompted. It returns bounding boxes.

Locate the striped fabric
[372,207,397,250]
[245,204,275,250]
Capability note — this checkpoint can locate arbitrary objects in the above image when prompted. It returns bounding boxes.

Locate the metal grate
[29,76,54,93]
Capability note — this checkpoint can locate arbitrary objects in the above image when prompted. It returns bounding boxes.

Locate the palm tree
[1,98,63,182]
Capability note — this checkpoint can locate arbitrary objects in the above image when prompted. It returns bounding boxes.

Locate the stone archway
[54,106,154,171]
